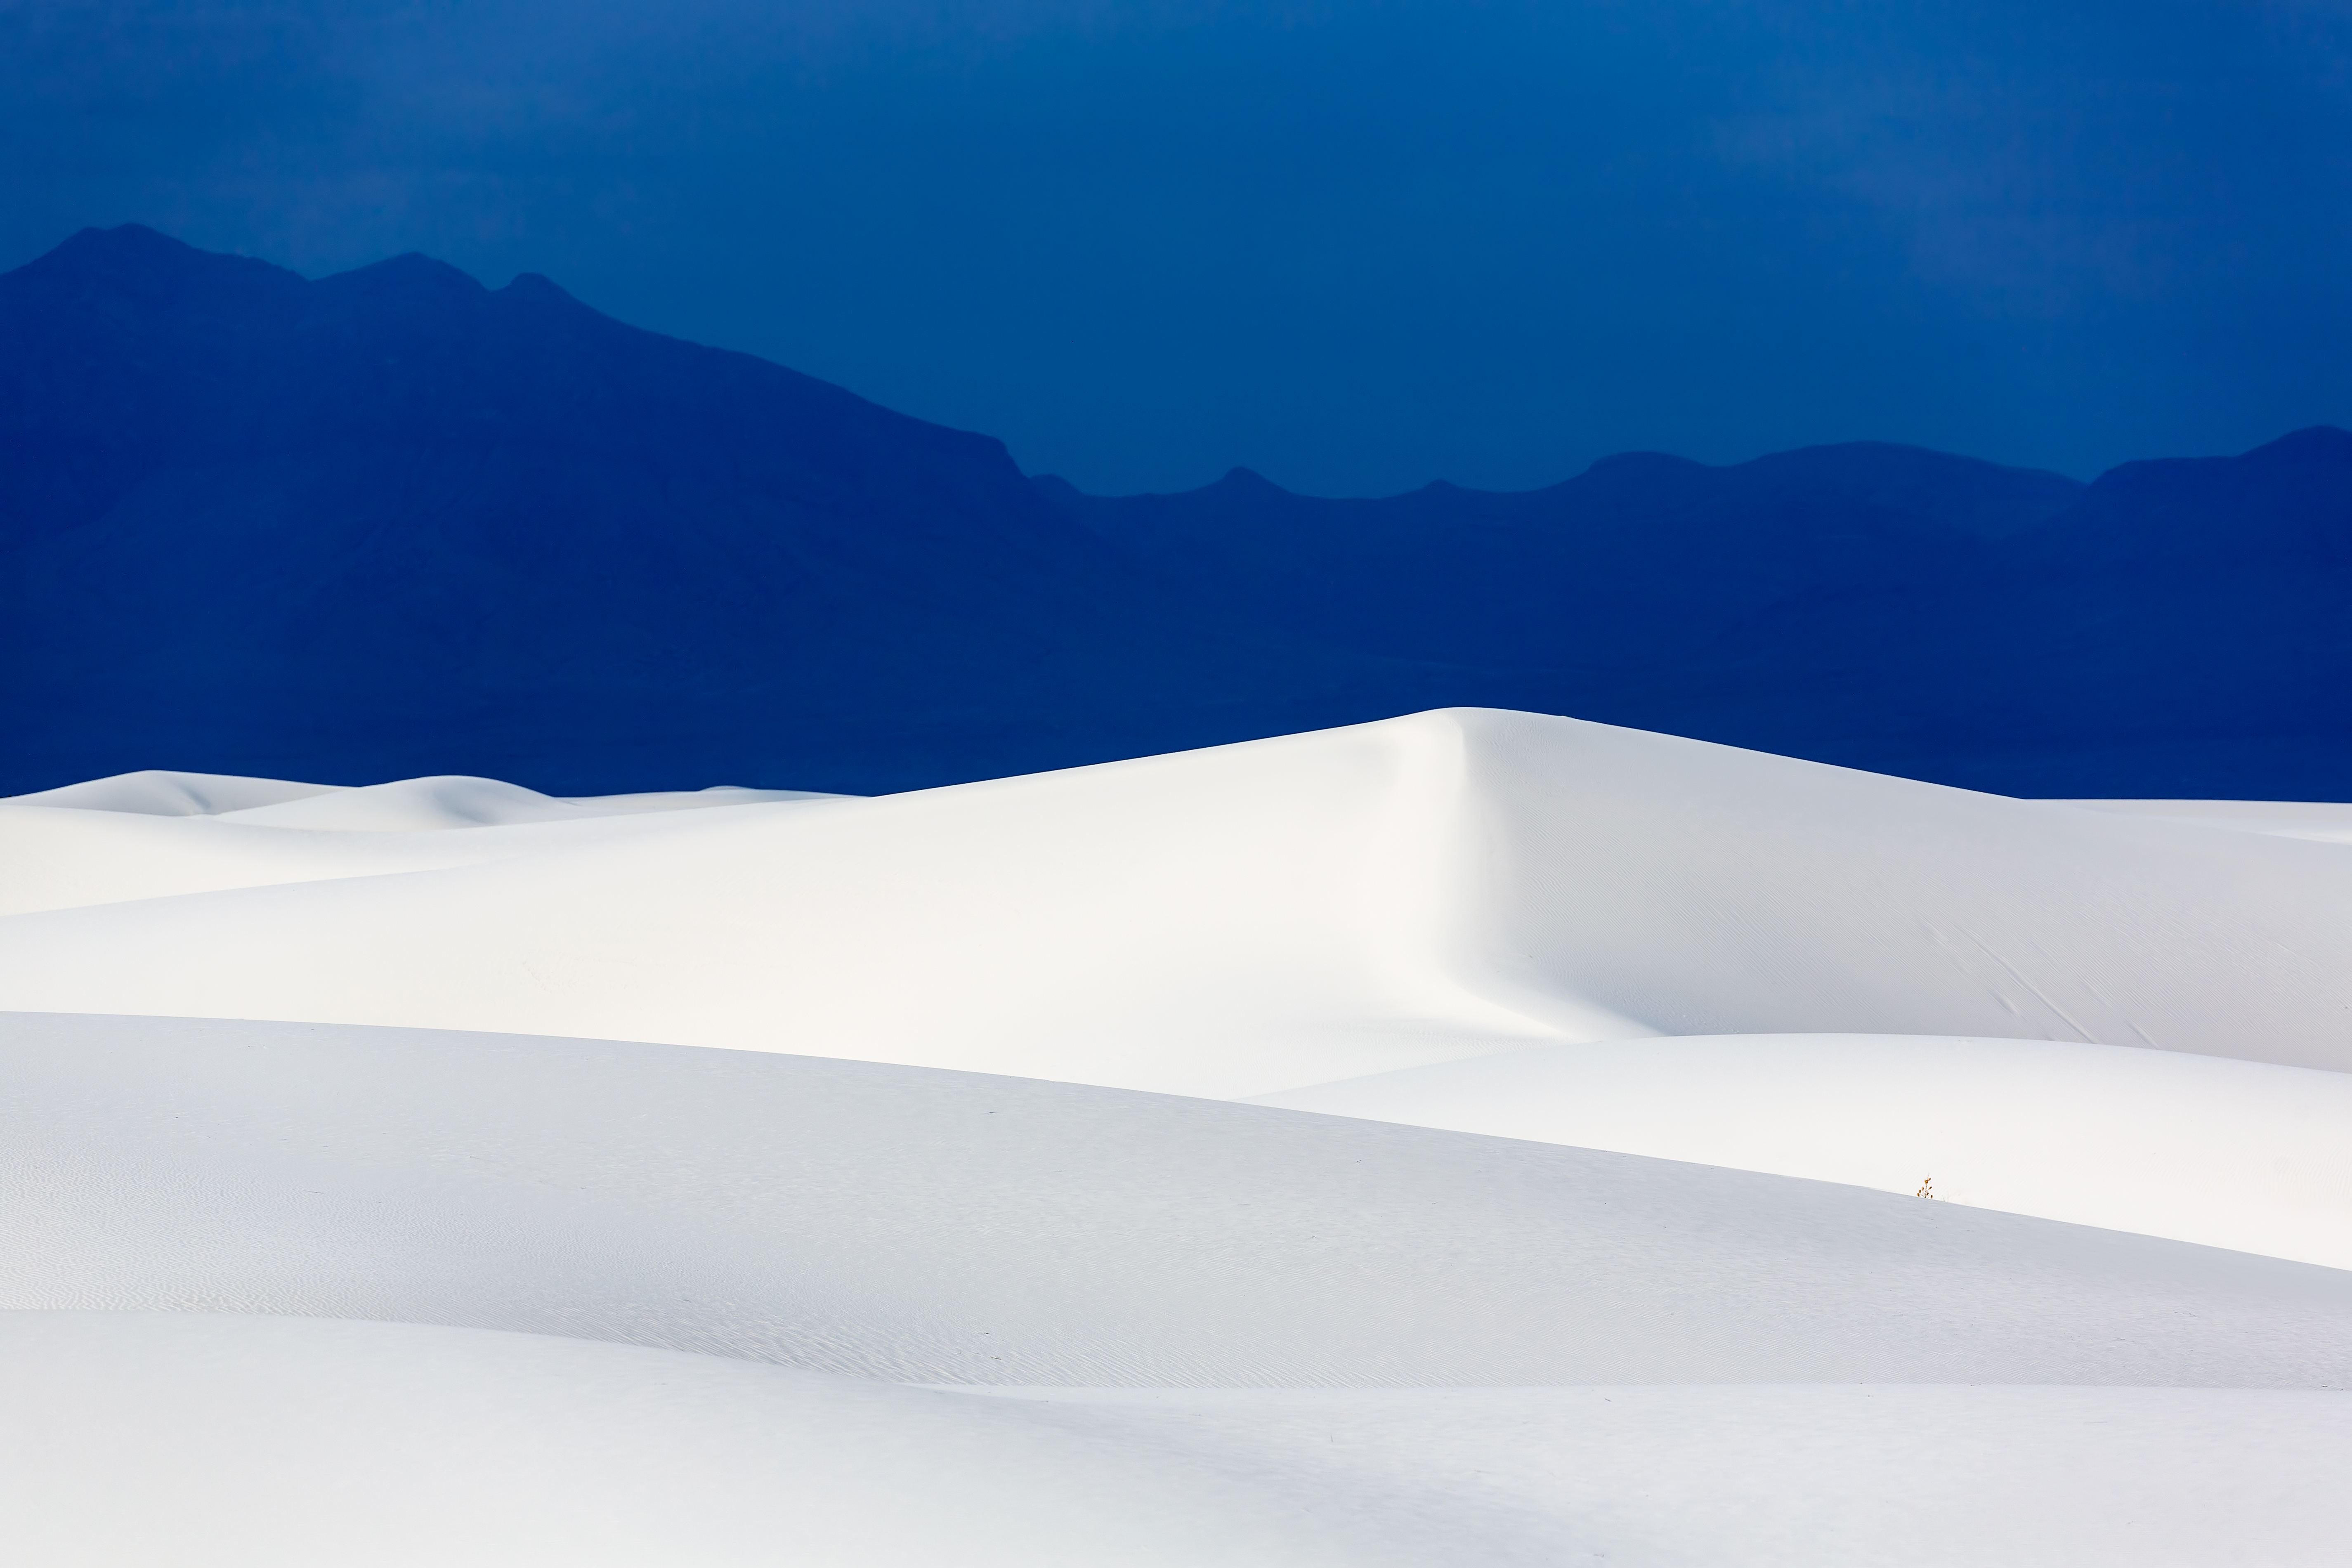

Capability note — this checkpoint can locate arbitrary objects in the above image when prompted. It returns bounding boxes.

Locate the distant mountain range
[5,224,2349,798]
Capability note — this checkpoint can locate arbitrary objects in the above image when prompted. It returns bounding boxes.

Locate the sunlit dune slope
[1255,1033,2352,1270]
[7,1013,2350,1389]
[4,709,2351,1094]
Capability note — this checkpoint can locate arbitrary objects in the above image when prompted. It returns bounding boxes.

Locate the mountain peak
[57,222,198,259]
[12,223,297,296]
[2243,426,2352,466]
[316,252,486,300]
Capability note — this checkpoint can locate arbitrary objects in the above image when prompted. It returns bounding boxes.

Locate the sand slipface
[4,709,2351,1562]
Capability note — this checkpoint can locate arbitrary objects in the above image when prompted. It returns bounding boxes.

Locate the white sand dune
[1254,1033,2352,1271]
[0,779,843,916]
[5,710,2352,1094]
[6,1013,2349,1388]
[2059,797,2352,844]
[7,767,832,824]
[7,713,2352,1561]
[214,775,837,830]
[8,1312,2349,1568]
[4,767,347,815]
[0,1312,1385,1568]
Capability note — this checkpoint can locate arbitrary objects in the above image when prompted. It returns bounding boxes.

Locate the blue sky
[7,0,2349,495]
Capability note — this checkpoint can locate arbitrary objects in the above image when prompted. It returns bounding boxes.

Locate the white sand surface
[0,781,844,916]
[6,1013,2348,1388]
[5,711,2352,1094]
[962,1382,2352,1568]
[214,775,836,830]
[4,767,347,815]
[0,1312,1383,1568]
[2057,797,2352,843]
[7,705,2352,1563]
[4,767,831,824]
[1254,1033,2352,1270]
[7,1311,2348,1568]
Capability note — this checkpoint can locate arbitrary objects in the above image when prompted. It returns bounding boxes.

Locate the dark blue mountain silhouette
[1039,430,2352,796]
[0,225,1398,793]
[5,225,2349,797]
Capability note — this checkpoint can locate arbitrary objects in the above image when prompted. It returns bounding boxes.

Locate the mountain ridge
[5,224,2349,798]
